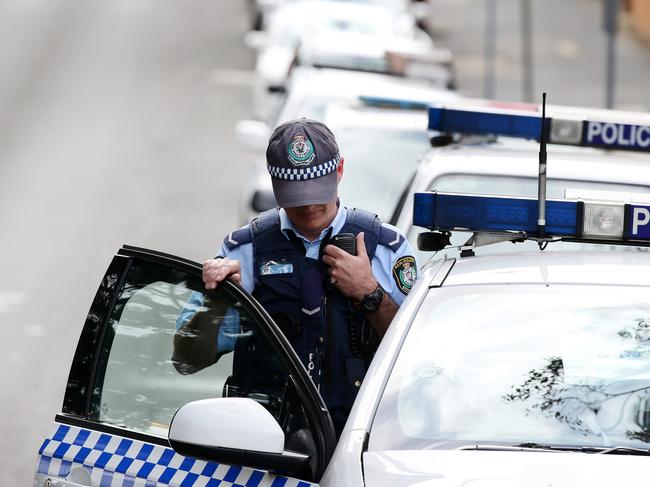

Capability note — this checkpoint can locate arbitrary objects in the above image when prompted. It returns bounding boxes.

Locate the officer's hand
[203,258,242,290]
[323,232,377,302]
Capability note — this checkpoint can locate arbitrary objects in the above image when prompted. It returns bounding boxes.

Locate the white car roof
[288,66,456,97]
[277,66,460,123]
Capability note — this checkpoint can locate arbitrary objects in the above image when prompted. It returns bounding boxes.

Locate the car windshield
[270,7,389,47]
[408,174,650,264]
[335,127,429,221]
[370,285,650,451]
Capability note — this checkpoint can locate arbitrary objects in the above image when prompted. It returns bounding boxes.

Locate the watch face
[362,286,385,312]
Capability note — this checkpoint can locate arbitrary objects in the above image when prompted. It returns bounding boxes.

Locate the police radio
[326,233,377,362]
[329,233,357,255]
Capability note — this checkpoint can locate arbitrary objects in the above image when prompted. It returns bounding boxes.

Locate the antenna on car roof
[537,92,548,241]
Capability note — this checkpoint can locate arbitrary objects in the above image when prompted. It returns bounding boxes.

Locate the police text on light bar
[428,106,650,153]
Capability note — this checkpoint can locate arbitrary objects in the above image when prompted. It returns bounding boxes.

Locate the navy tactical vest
[224,207,405,435]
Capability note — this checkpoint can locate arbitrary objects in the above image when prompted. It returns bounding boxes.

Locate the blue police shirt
[176,204,417,351]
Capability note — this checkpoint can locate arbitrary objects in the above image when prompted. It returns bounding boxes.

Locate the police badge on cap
[288,134,316,166]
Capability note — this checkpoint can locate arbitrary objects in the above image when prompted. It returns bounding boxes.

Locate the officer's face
[283,158,344,240]
[285,199,338,240]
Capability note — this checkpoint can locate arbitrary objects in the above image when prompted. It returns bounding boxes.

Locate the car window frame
[58,244,336,479]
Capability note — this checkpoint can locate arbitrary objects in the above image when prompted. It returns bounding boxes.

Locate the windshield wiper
[456,443,560,452]
[461,443,650,455]
[579,446,650,455]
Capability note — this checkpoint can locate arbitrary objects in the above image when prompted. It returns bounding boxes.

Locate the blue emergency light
[358,95,432,110]
[428,106,650,153]
[413,192,650,244]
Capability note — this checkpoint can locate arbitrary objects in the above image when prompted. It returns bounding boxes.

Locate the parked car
[245,0,451,120]
[34,203,650,485]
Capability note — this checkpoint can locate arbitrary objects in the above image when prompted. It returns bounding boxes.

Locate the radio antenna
[537,92,548,238]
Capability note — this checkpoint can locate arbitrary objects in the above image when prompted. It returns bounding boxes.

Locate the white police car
[34,188,650,486]
[388,102,650,261]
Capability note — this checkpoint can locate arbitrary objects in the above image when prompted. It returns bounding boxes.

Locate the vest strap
[251,207,281,237]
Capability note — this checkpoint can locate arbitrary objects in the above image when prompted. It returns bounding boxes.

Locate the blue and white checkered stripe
[36,423,317,487]
[267,156,339,181]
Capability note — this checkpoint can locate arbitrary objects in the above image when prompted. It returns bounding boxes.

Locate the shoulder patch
[392,255,417,295]
[223,227,252,251]
[378,224,405,252]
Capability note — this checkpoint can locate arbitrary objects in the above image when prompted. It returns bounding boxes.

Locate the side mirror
[252,189,277,213]
[235,120,271,152]
[244,30,269,51]
[169,398,310,474]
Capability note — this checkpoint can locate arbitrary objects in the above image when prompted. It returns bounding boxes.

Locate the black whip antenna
[537,92,548,238]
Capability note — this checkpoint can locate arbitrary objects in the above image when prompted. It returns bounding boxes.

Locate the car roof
[434,251,650,287]
[287,66,458,100]
[273,67,459,126]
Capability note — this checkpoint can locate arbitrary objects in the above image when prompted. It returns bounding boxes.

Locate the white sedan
[247,0,450,120]
[34,237,650,486]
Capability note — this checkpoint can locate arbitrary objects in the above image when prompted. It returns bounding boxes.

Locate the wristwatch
[361,284,385,313]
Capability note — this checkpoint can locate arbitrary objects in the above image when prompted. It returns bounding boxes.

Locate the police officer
[202,118,417,434]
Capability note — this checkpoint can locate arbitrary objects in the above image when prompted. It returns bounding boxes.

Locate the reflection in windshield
[503,355,650,443]
[370,286,650,452]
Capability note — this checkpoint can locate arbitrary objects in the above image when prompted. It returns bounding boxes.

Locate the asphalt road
[0,0,255,482]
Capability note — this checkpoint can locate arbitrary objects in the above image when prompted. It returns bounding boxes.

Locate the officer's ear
[336,157,344,183]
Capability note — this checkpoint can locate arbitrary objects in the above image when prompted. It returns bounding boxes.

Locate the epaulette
[378,224,405,252]
[222,226,253,251]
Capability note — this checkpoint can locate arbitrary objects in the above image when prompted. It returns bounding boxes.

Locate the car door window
[88,258,301,439]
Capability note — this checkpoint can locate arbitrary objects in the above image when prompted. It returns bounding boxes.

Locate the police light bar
[428,105,650,153]
[413,192,650,243]
[359,95,431,110]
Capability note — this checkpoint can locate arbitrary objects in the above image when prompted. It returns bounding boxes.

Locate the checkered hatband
[267,156,340,181]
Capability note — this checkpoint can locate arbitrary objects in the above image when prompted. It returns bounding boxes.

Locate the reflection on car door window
[88,259,297,438]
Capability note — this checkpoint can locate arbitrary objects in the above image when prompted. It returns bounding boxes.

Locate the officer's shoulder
[222,224,253,251]
[377,222,407,253]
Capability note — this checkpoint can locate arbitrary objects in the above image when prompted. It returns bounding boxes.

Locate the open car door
[34,245,336,487]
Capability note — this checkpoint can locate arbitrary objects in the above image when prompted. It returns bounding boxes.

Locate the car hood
[363,450,649,487]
